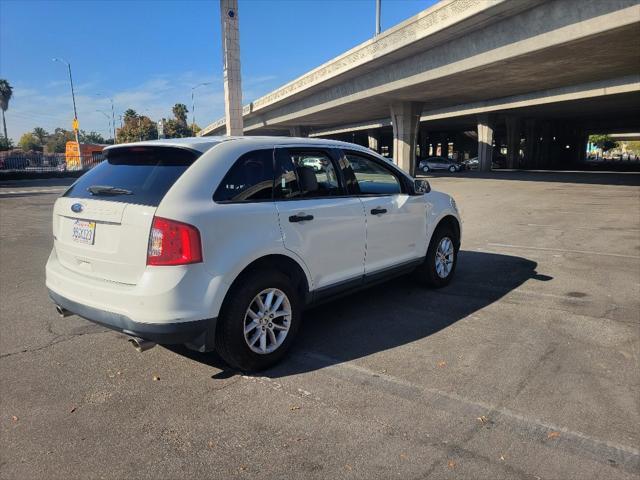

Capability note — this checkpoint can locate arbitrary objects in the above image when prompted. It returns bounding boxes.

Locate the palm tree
[33,127,49,146]
[0,79,13,141]
[172,103,188,126]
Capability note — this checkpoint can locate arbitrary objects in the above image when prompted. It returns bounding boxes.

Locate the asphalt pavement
[1,171,639,479]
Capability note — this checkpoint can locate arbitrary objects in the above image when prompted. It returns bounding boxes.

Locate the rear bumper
[49,289,214,345]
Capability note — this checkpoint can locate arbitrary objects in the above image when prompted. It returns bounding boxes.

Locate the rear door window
[64,146,201,206]
[274,149,342,199]
[214,149,275,202]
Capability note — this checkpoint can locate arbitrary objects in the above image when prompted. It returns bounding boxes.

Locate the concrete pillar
[578,132,588,165]
[288,126,308,137]
[477,114,495,172]
[505,115,521,169]
[418,128,428,159]
[220,0,243,136]
[524,119,538,169]
[538,121,551,168]
[390,101,423,175]
[367,129,380,152]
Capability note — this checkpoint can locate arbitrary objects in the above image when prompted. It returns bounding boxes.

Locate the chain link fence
[0,151,104,177]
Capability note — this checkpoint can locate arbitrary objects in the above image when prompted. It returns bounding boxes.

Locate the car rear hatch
[52,145,201,285]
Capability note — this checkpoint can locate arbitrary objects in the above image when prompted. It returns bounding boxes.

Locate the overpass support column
[390,101,423,175]
[288,126,308,137]
[367,129,380,153]
[524,119,538,169]
[506,115,521,169]
[477,114,495,172]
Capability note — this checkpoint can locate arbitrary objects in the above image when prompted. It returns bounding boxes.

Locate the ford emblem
[71,203,84,213]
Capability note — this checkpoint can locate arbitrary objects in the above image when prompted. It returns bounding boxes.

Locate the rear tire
[449,165,456,173]
[215,270,301,371]
[414,225,458,288]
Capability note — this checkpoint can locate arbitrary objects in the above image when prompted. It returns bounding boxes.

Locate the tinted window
[214,149,274,202]
[64,146,200,206]
[345,153,402,195]
[274,149,341,199]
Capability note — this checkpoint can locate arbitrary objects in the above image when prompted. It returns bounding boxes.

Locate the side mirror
[414,179,430,194]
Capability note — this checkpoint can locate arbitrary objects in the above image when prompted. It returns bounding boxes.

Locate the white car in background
[46,137,461,371]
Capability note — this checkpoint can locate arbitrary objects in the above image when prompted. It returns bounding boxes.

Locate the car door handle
[370,208,387,215]
[289,214,314,223]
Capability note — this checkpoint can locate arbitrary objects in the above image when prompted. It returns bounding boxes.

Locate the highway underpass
[201,0,640,174]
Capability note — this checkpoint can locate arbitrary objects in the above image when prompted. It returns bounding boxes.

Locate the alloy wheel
[435,236,454,278]
[243,288,292,354]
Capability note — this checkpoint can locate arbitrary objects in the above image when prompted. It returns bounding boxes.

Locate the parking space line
[519,223,640,233]
[486,243,640,260]
[289,351,640,473]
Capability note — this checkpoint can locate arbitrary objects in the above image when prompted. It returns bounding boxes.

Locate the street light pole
[375,0,381,36]
[96,110,111,142]
[191,82,211,136]
[96,93,117,143]
[53,57,81,161]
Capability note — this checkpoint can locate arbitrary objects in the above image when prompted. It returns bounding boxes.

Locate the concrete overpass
[201,0,640,173]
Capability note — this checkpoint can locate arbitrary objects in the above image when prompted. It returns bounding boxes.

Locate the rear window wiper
[87,185,133,196]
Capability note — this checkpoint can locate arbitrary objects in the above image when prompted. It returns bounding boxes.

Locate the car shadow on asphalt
[170,250,549,378]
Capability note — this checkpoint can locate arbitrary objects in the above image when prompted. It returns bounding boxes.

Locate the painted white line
[486,242,640,260]
[0,189,65,195]
[290,351,640,464]
[520,223,640,233]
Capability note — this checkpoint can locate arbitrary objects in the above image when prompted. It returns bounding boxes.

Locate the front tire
[215,270,301,371]
[422,165,430,173]
[449,165,456,173]
[414,225,458,288]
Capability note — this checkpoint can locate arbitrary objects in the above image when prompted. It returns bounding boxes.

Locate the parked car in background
[462,157,479,170]
[418,156,464,173]
[47,137,461,371]
[300,156,324,171]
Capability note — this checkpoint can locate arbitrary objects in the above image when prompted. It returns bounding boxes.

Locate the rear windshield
[64,146,200,206]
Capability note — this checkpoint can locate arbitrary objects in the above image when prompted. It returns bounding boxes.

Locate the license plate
[72,220,96,245]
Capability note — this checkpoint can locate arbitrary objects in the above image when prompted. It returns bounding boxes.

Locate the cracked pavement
[1,173,639,479]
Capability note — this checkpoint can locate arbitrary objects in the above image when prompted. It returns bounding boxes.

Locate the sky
[0,0,437,142]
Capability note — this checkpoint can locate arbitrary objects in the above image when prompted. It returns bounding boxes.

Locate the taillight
[147,217,202,266]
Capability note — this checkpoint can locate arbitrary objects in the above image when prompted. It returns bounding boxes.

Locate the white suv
[46,137,461,371]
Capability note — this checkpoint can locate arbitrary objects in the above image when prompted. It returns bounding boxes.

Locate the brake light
[147,217,202,266]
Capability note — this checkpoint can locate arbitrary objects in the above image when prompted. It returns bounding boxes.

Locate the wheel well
[435,215,461,249]
[229,254,311,305]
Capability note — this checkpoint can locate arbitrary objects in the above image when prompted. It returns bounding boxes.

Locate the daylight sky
[0,0,436,141]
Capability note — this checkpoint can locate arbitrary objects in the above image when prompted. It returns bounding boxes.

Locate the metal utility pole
[96,93,117,143]
[220,0,243,136]
[375,0,381,36]
[191,82,211,136]
[53,58,81,157]
[96,110,112,142]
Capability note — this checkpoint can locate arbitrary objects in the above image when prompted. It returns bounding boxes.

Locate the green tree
[164,103,192,138]
[0,79,13,141]
[172,103,188,126]
[123,109,137,122]
[0,136,13,151]
[45,128,75,153]
[589,134,618,152]
[32,127,49,146]
[79,130,105,144]
[164,119,191,139]
[18,132,40,151]
[117,112,157,143]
